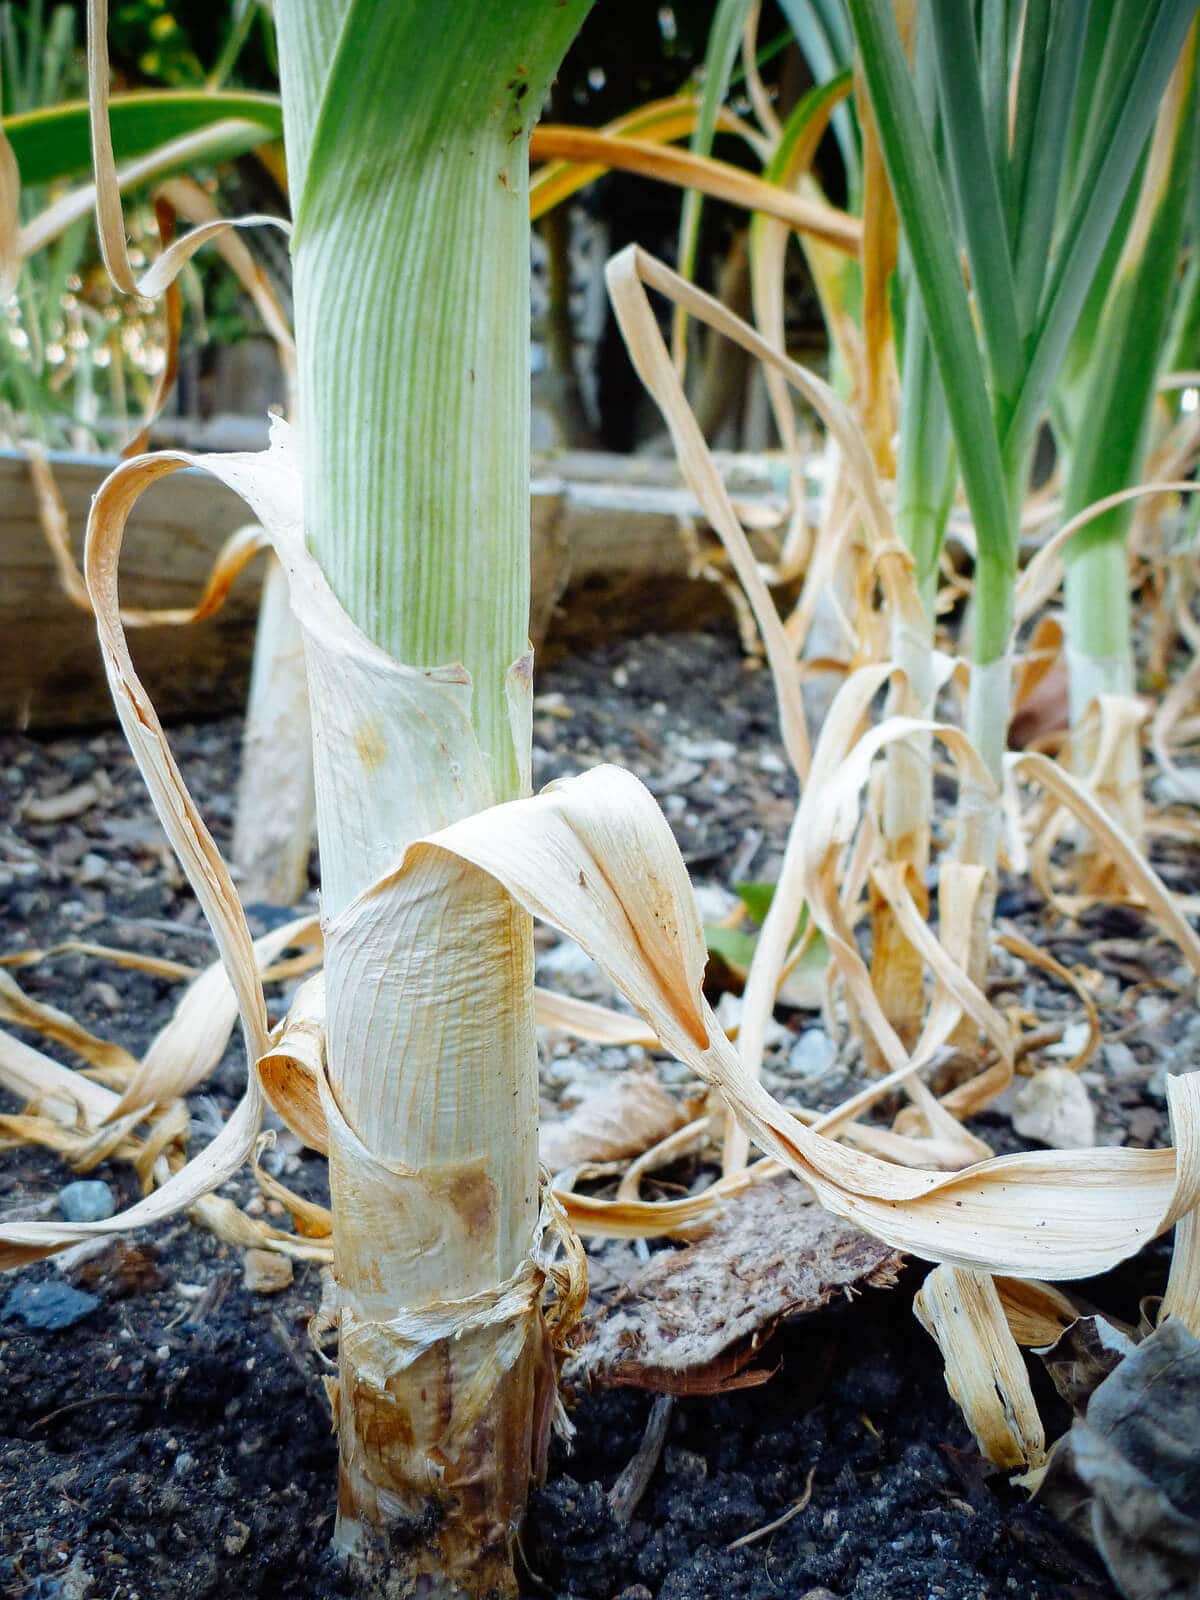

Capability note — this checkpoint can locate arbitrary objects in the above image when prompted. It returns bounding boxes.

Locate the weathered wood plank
[1,448,786,731]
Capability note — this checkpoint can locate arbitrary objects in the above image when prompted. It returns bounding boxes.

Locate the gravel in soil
[0,621,1190,1598]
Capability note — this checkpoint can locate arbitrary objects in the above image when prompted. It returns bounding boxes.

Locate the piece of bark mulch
[578,1181,904,1394]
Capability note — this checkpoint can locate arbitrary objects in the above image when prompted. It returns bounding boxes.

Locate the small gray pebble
[2,1281,100,1331]
[59,1179,116,1223]
[789,1028,836,1082]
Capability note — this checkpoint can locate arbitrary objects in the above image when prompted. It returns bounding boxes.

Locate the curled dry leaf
[27,442,270,629]
[577,1181,903,1394]
[539,1073,689,1174]
[994,1276,1081,1348]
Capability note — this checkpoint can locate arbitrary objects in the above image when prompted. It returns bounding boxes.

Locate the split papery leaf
[915,1265,1047,1471]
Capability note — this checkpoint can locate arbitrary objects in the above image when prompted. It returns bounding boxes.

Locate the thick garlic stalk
[272,1,589,1587]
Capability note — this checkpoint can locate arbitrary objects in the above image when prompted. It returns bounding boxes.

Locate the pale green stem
[1063,537,1135,724]
[274,4,589,1591]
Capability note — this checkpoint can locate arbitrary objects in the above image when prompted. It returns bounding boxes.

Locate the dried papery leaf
[915,1266,1047,1471]
[749,79,852,580]
[0,82,18,303]
[1064,697,1150,895]
[26,444,98,612]
[192,1190,329,1262]
[616,1115,712,1202]
[0,1024,127,1131]
[0,1024,245,1269]
[86,0,135,293]
[785,467,868,663]
[1010,750,1200,977]
[552,1179,726,1241]
[1162,1056,1200,1336]
[385,761,1200,1279]
[539,1074,688,1174]
[1152,651,1200,806]
[0,968,137,1083]
[1009,616,1067,750]
[995,1277,1081,1348]
[533,989,658,1048]
[133,211,290,299]
[605,245,943,1175]
[872,861,1011,1065]
[0,941,194,983]
[28,444,268,626]
[613,259,935,870]
[258,971,328,1156]
[157,176,295,390]
[529,96,765,220]
[0,437,307,1268]
[531,127,860,250]
[606,245,812,782]
[17,121,270,262]
[112,914,320,1121]
[579,1181,903,1393]
[791,695,997,1101]
[996,933,1101,1077]
[85,0,288,301]
[252,1134,332,1238]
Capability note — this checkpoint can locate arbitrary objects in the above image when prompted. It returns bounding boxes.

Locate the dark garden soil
[1,618,1192,1600]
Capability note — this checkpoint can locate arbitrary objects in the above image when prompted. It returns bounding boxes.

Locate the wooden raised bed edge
[1,446,790,731]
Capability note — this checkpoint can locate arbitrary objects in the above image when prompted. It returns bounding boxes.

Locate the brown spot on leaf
[426,1161,498,1244]
[353,718,387,772]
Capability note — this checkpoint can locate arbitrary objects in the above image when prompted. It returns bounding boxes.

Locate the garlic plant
[271,2,591,1584]
[1056,33,1198,850]
[6,6,1200,1594]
